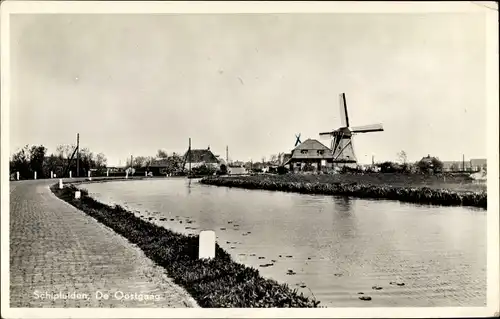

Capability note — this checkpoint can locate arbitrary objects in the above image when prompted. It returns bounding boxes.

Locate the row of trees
[10,144,107,180]
[127,149,185,174]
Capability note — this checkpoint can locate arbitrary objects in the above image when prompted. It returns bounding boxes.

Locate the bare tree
[157,149,168,159]
[269,154,278,164]
[132,156,147,169]
[95,153,107,168]
[397,150,408,164]
[277,152,284,165]
[56,144,76,159]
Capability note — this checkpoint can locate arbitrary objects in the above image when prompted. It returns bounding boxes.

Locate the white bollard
[59,179,63,189]
[107,169,109,177]
[69,171,72,178]
[54,174,57,178]
[75,191,81,199]
[16,171,19,180]
[50,171,53,178]
[88,171,92,181]
[199,230,216,260]
[34,171,37,180]
[145,171,147,177]
[126,171,128,179]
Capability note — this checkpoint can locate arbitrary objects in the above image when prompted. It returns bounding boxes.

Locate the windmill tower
[319,93,384,164]
[294,133,302,147]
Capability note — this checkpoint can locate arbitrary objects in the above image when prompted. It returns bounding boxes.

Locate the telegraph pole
[462,154,465,172]
[226,145,229,165]
[130,155,133,168]
[188,138,192,174]
[76,133,80,177]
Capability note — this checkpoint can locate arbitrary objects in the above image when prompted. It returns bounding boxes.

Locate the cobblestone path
[9,179,198,308]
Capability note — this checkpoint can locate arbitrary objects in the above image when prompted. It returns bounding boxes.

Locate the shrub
[192,164,217,176]
[50,183,320,308]
[200,176,486,209]
[277,166,288,175]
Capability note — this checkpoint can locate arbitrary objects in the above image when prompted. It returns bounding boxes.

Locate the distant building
[283,138,334,172]
[148,158,171,175]
[470,158,487,172]
[228,166,248,175]
[232,160,245,167]
[442,161,468,172]
[441,159,485,172]
[107,166,125,173]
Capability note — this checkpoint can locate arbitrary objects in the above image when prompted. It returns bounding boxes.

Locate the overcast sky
[10,12,487,166]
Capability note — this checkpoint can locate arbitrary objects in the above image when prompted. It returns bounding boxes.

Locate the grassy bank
[50,184,320,308]
[200,174,487,209]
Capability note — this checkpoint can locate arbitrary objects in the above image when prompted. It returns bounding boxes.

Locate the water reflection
[333,196,353,214]
[84,179,487,307]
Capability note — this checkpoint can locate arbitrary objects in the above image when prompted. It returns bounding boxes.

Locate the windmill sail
[295,133,302,146]
[319,93,383,164]
[350,123,384,133]
[339,93,349,127]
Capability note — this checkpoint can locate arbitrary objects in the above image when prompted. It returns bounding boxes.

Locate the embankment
[50,183,320,308]
[199,175,487,209]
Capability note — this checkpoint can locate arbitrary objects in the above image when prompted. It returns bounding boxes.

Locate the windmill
[294,133,302,147]
[319,93,384,163]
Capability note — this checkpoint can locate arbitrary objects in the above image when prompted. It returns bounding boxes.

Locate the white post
[126,171,128,179]
[34,171,37,180]
[16,172,19,180]
[75,191,81,199]
[145,171,147,177]
[107,169,109,177]
[199,230,216,260]
[69,171,72,178]
[59,179,63,189]
[50,171,53,178]
[88,171,92,181]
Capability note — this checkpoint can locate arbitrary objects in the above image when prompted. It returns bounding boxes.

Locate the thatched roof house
[288,139,333,160]
[183,147,220,169]
[284,139,334,172]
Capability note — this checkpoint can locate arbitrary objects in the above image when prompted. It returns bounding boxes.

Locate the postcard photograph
[1,1,498,318]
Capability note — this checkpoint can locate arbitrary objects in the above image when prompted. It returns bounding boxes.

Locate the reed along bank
[50,184,320,308]
[199,173,487,209]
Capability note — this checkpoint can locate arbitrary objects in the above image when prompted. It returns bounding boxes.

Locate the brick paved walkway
[9,179,199,308]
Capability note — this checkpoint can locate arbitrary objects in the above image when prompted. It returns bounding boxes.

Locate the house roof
[420,155,438,163]
[289,139,334,160]
[281,139,334,164]
[183,149,219,164]
[149,158,170,167]
[293,139,331,151]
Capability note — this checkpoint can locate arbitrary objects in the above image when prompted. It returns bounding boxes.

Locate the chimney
[207,145,210,150]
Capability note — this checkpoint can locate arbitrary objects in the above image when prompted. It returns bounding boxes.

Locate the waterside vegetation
[200,174,487,209]
[50,183,321,308]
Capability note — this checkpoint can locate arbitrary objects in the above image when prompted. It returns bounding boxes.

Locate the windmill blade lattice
[295,133,302,146]
[339,93,350,127]
[350,123,384,133]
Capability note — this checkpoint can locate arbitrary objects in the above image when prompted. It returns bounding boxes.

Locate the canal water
[82,178,486,307]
